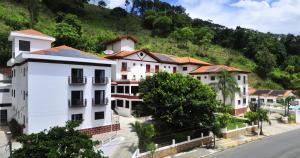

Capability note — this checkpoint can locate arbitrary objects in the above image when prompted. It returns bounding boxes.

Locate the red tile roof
[172,56,212,66]
[249,88,294,97]
[103,35,138,45]
[15,29,53,38]
[31,45,107,60]
[105,49,161,61]
[190,65,249,74]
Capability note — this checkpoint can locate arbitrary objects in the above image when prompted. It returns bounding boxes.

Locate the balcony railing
[93,77,108,85]
[68,99,87,108]
[68,76,87,85]
[92,98,108,106]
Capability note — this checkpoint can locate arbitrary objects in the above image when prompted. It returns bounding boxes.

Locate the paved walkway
[0,127,21,158]
[109,116,139,158]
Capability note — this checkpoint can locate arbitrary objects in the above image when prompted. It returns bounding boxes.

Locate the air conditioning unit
[103,50,114,55]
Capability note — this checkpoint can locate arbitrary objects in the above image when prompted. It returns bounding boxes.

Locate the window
[95,112,104,120]
[251,98,256,102]
[125,101,130,108]
[243,87,246,95]
[13,69,15,77]
[140,64,143,66]
[122,75,127,80]
[140,52,144,56]
[19,40,30,51]
[146,64,151,73]
[243,98,246,104]
[71,68,83,83]
[121,62,127,71]
[238,100,241,105]
[71,114,83,121]
[164,66,166,68]
[267,99,274,103]
[71,91,84,106]
[211,76,215,81]
[238,75,241,80]
[197,76,201,80]
[23,67,26,76]
[23,91,26,100]
[94,70,105,83]
[13,90,15,98]
[243,76,246,84]
[125,86,130,94]
[95,90,105,105]
[204,76,207,79]
[173,67,177,73]
[155,65,159,73]
[117,100,123,107]
[111,86,115,93]
[131,86,139,95]
[0,89,9,93]
[182,67,188,71]
[133,63,136,66]
[117,86,124,93]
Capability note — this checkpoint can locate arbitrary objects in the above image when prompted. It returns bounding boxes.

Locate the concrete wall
[222,125,258,139]
[136,136,212,158]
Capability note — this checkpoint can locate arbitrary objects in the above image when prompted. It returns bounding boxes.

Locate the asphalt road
[208,129,300,158]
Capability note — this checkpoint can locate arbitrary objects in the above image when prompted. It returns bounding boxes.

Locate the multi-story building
[0,67,12,125]
[104,36,250,116]
[6,29,119,135]
[249,88,297,106]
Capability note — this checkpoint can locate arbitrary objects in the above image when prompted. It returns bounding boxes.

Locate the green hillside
[0,0,293,90]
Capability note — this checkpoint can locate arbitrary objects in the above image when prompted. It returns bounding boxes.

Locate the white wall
[12,36,52,58]
[106,39,135,53]
[21,62,112,134]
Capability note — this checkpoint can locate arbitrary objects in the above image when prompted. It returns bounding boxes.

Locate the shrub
[288,115,296,122]
[8,119,23,138]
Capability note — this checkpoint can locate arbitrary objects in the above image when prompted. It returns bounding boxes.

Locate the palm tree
[211,71,240,106]
[277,96,296,116]
[257,108,271,135]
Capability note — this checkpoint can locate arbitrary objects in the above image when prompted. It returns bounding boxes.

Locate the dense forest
[0,0,299,94]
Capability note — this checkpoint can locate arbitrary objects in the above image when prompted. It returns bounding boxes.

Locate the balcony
[93,77,108,85]
[68,76,87,85]
[68,99,87,108]
[92,98,109,106]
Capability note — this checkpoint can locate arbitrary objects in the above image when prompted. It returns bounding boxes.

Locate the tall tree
[171,27,194,47]
[257,108,271,135]
[211,71,239,106]
[26,0,40,28]
[139,72,218,129]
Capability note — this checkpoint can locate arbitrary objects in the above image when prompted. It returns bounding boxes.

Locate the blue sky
[101,0,300,35]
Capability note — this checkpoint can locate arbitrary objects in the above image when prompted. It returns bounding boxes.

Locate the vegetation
[0,0,300,92]
[211,71,239,106]
[8,119,23,138]
[12,120,105,158]
[131,121,156,151]
[215,113,245,130]
[139,72,218,129]
[277,96,296,116]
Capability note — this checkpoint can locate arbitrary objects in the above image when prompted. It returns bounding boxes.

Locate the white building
[249,88,297,106]
[0,67,12,125]
[6,29,119,135]
[104,36,250,116]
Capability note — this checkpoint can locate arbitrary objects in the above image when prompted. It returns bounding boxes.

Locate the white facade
[0,69,12,125]
[106,38,136,52]
[7,30,116,134]
[249,90,296,106]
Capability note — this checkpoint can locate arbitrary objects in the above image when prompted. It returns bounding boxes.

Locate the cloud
[90,0,125,8]
[177,0,300,35]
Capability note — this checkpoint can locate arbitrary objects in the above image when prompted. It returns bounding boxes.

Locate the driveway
[207,128,300,158]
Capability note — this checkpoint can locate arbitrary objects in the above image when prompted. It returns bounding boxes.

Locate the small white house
[7,29,118,135]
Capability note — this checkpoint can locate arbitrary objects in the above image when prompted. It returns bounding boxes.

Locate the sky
[99,0,300,35]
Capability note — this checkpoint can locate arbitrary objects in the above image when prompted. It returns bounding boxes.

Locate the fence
[132,133,213,158]
[221,123,258,139]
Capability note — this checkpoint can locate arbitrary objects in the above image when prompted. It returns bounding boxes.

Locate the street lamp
[6,131,12,157]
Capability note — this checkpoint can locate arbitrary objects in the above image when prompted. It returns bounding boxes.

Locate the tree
[43,0,88,15]
[152,16,172,36]
[277,96,296,116]
[26,0,40,28]
[211,71,239,106]
[255,49,277,78]
[98,0,107,7]
[171,27,194,48]
[110,7,128,17]
[193,27,215,50]
[131,121,155,151]
[257,108,271,135]
[139,72,218,129]
[54,22,81,47]
[12,120,105,158]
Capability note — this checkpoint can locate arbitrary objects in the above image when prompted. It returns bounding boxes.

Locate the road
[208,129,300,158]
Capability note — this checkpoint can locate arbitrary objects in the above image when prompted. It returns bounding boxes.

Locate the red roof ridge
[15,29,52,38]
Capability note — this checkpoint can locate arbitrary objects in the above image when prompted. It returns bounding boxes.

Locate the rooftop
[249,88,294,97]
[9,29,55,41]
[190,65,249,74]
[31,45,107,60]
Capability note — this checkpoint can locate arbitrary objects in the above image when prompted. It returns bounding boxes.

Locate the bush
[8,119,23,138]
[288,115,296,122]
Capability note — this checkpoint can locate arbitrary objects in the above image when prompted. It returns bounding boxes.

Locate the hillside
[0,0,290,89]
